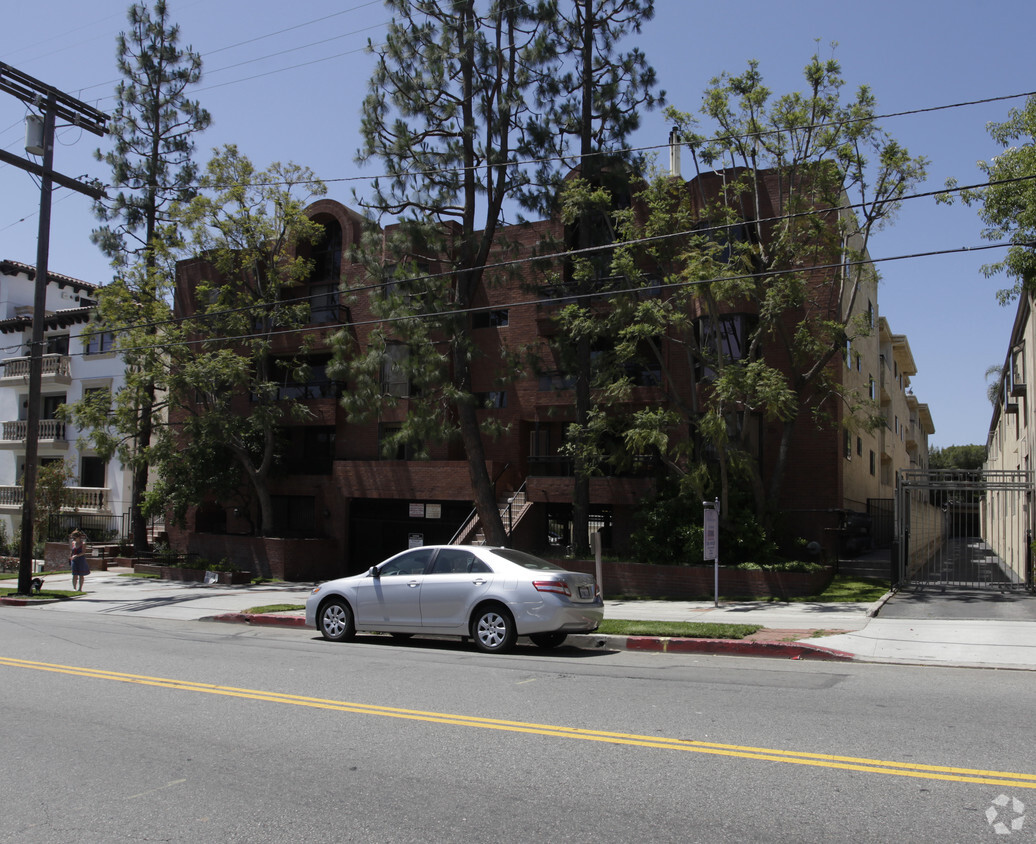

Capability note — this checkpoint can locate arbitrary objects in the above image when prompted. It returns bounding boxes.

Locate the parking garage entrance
[895,469,1034,592]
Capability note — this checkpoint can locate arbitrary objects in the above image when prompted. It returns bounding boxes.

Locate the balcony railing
[0,354,71,382]
[0,485,109,510]
[0,419,67,443]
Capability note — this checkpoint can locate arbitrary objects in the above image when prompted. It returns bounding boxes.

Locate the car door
[354,548,433,629]
[419,548,494,632]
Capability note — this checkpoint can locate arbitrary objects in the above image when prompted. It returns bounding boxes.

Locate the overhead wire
[41,167,1036,361]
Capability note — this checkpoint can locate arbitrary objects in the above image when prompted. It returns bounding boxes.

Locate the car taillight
[533,579,571,596]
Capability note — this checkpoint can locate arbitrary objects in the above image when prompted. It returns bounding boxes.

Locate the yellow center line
[4,656,1034,789]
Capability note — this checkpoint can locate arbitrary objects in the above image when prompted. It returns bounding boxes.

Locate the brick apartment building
[168,171,934,581]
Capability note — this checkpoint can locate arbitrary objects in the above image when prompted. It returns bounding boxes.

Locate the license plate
[578,586,591,599]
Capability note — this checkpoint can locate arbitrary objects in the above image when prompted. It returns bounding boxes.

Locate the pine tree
[73,0,211,551]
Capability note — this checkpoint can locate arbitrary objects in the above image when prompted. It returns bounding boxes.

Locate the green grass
[117,571,160,579]
[786,575,890,603]
[0,588,82,599]
[596,620,761,639]
[245,603,305,614]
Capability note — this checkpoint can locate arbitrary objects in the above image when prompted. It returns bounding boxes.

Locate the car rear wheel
[471,605,517,654]
[529,631,567,649]
[319,598,355,642]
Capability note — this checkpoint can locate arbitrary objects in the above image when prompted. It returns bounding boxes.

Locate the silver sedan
[306,545,604,653]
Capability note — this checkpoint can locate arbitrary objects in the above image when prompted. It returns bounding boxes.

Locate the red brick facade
[169,170,884,580]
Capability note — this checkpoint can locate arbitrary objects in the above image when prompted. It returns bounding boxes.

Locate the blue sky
[2,0,1032,449]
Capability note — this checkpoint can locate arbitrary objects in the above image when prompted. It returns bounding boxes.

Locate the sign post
[703,498,720,607]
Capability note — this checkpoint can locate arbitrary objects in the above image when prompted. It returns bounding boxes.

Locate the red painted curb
[625,636,854,661]
[209,612,307,628]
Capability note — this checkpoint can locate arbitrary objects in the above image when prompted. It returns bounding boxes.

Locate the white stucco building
[0,259,132,545]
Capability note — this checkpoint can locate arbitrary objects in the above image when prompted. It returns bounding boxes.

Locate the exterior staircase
[451,483,529,546]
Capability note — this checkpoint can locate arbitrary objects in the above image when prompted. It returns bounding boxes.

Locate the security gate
[896,469,1034,591]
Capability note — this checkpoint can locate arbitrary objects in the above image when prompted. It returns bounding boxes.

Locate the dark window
[80,456,107,488]
[270,495,317,538]
[271,357,337,401]
[83,386,111,414]
[869,451,876,476]
[84,331,116,355]
[277,427,334,475]
[42,394,66,419]
[379,548,434,576]
[379,424,421,460]
[308,283,339,324]
[472,309,509,329]
[45,335,69,355]
[381,344,411,397]
[695,314,757,380]
[475,391,507,409]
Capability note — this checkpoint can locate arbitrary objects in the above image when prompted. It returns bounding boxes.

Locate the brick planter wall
[558,558,834,600]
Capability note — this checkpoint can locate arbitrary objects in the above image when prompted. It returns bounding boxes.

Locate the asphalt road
[2,611,1033,843]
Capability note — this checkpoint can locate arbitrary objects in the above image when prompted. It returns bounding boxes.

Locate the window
[430,549,480,574]
[476,391,507,409]
[42,394,66,419]
[844,430,851,459]
[379,548,434,577]
[382,343,411,397]
[276,427,334,475]
[308,283,339,324]
[45,334,69,355]
[538,371,576,391]
[869,451,876,476]
[472,309,509,329]
[857,436,863,457]
[868,377,875,401]
[84,331,116,355]
[80,456,107,488]
[379,424,421,460]
[83,386,112,414]
[272,357,336,400]
[270,495,317,538]
[694,314,756,380]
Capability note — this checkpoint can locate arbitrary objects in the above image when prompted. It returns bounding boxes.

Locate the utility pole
[0,62,107,595]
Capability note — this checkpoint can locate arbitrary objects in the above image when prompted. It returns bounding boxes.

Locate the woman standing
[70,530,89,592]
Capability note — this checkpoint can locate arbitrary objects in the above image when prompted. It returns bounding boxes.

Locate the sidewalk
[5,568,1036,669]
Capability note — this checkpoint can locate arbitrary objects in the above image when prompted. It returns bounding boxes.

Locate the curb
[0,596,62,607]
[207,612,308,628]
[569,633,855,661]
[208,613,855,661]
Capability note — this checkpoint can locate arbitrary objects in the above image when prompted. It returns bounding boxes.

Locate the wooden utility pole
[0,62,107,595]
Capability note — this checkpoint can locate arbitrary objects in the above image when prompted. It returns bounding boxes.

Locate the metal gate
[896,469,1034,591]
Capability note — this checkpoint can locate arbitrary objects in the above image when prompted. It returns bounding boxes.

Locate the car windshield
[487,548,567,571]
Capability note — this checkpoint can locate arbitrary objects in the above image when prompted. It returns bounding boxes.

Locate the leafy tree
[67,0,210,551]
[337,0,551,547]
[613,52,927,528]
[27,460,76,549]
[928,444,986,471]
[149,146,327,535]
[948,94,1036,304]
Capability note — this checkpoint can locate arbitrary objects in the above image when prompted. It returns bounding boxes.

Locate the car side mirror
[368,566,380,578]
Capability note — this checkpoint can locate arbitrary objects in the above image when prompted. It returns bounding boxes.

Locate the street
[1,610,1033,843]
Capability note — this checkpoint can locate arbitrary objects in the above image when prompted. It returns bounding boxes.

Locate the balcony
[0,354,72,386]
[0,419,68,449]
[0,485,109,511]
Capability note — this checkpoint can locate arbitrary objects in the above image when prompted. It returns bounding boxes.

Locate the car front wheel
[319,598,356,642]
[471,605,517,654]
[529,631,567,649]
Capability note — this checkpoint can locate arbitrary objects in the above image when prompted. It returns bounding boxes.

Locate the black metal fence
[45,513,126,544]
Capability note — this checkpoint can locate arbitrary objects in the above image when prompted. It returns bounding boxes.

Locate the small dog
[30,577,44,594]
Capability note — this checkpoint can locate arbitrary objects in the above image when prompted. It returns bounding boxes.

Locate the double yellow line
[3,655,1035,790]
